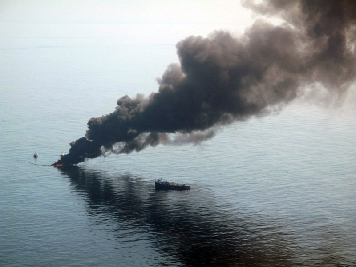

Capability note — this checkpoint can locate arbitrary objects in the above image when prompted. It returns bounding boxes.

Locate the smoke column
[54,0,356,165]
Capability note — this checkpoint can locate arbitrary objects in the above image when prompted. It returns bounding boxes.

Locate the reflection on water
[58,166,294,266]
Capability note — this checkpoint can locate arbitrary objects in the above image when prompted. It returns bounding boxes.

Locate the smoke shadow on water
[57,166,296,266]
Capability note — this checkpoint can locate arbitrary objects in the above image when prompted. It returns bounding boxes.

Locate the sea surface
[1,28,356,266]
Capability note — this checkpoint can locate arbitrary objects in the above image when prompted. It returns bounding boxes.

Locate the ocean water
[1,31,356,267]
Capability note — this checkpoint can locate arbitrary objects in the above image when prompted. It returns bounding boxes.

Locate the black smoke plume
[54,0,356,165]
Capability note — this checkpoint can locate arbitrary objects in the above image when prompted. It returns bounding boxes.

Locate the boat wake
[29,162,54,167]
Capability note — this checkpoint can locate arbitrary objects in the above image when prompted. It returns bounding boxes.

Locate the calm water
[1,31,356,266]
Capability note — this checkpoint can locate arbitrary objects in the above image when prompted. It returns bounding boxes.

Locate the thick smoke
[55,0,356,165]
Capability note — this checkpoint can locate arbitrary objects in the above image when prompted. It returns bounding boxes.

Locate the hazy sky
[0,0,255,45]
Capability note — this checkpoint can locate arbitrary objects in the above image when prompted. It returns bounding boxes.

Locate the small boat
[155,179,190,191]
[33,152,38,159]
